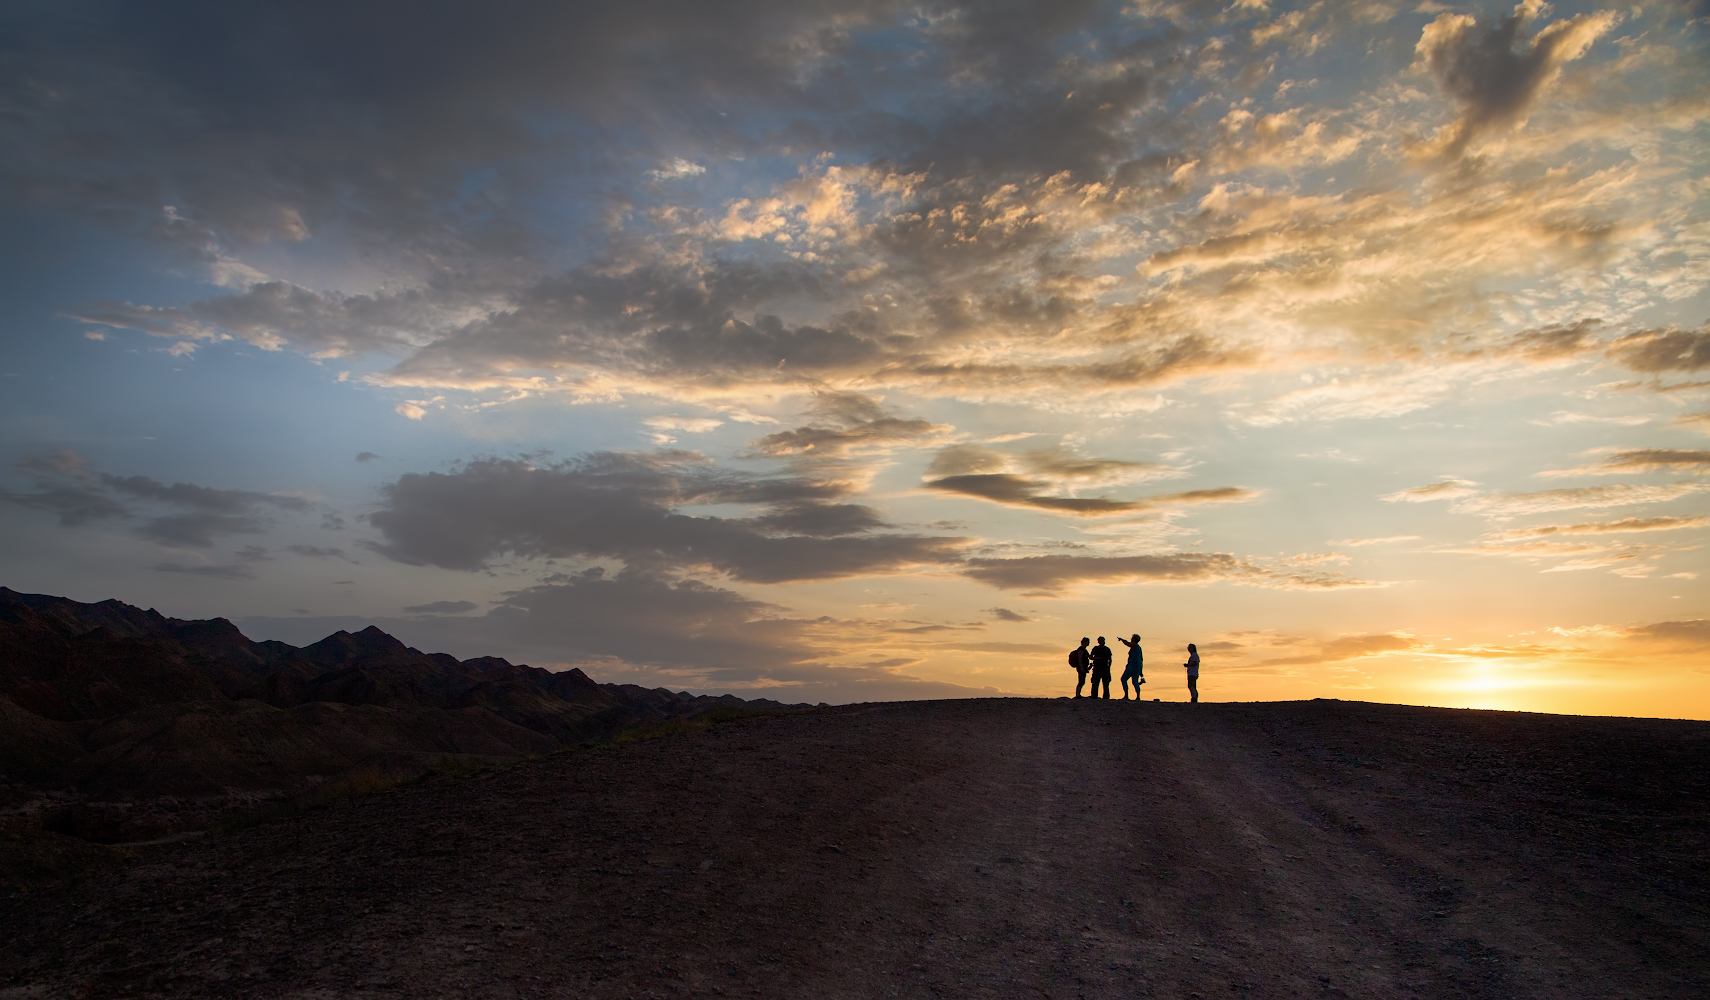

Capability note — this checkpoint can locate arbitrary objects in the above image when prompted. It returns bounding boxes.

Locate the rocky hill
[0,587,806,841]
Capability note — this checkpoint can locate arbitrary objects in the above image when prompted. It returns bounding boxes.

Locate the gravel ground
[2,696,1706,999]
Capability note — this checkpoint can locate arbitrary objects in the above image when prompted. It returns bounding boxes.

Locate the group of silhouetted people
[1068,635,1200,702]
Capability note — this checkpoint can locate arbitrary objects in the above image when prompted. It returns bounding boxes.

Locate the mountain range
[0,587,806,842]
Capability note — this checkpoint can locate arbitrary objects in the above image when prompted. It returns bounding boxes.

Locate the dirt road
[4,697,1706,998]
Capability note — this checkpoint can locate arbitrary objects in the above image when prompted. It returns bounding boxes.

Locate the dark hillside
[0,587,806,842]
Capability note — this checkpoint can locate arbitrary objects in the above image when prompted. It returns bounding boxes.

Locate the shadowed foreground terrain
[3,697,1707,999]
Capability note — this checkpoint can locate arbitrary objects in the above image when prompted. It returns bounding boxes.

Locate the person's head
[1131,633,1140,642]
[1188,643,1197,652]
[1080,636,1090,646]
[1096,636,1106,645]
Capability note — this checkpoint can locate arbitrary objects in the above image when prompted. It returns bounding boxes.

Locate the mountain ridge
[0,586,809,842]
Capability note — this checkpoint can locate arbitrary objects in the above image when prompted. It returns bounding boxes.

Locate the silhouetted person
[1184,643,1200,703]
[1118,633,1144,700]
[1089,637,1113,699]
[1069,637,1091,698]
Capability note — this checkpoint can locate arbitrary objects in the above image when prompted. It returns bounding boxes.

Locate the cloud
[648,158,706,181]
[920,444,1248,517]
[12,0,1700,432]
[355,452,381,462]
[1336,535,1421,546]
[1453,483,1707,518]
[745,392,953,459]
[286,544,357,562]
[958,551,1377,595]
[1676,413,1710,434]
[1622,619,1710,651]
[643,416,724,433]
[988,607,1033,622]
[1542,449,1710,477]
[152,562,256,581]
[3,452,130,526]
[5,452,310,547]
[644,415,724,444]
[365,452,968,582]
[1606,326,1710,374]
[1263,632,1421,666]
[1486,515,1708,539]
[404,600,479,615]
[1432,507,1709,575]
[1414,4,1618,157]
[1380,478,1480,503]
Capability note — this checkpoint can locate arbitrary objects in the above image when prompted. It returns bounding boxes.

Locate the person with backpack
[1068,637,1091,697]
[1117,633,1144,700]
[1089,637,1114,699]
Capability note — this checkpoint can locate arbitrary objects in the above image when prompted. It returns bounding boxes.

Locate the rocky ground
[2,697,1706,999]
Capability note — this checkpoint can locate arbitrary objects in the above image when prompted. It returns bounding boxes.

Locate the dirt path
[3,698,1706,998]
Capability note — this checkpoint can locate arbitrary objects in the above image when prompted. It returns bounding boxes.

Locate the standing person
[1118,634,1144,700]
[1068,637,1091,698]
[1184,643,1200,703]
[1089,637,1114,699]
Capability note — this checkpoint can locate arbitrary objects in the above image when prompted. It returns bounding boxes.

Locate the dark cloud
[366,452,968,582]
[403,600,478,615]
[989,607,1032,622]
[0,0,907,259]
[1415,6,1615,157]
[3,452,129,526]
[889,334,1258,394]
[922,444,1250,517]
[4,451,310,548]
[1623,619,1710,650]
[1607,326,1710,373]
[927,473,1153,515]
[355,453,381,462]
[152,562,256,580]
[961,551,1372,595]
[747,392,952,459]
[134,512,265,547]
[748,504,889,538]
[1496,319,1603,361]
[286,544,358,562]
[100,473,307,513]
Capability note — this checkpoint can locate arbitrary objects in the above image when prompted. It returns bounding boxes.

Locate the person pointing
[1117,634,1144,701]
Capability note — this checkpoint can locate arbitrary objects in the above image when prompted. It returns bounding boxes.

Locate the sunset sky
[2,0,1707,715]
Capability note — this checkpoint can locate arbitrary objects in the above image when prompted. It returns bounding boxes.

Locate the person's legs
[1075,669,1087,698]
[1098,671,1111,698]
[1188,676,1198,703]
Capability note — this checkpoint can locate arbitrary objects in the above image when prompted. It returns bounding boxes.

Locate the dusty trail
[3,697,1706,998]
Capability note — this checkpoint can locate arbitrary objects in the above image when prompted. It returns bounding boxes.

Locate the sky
[2,0,1708,716]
